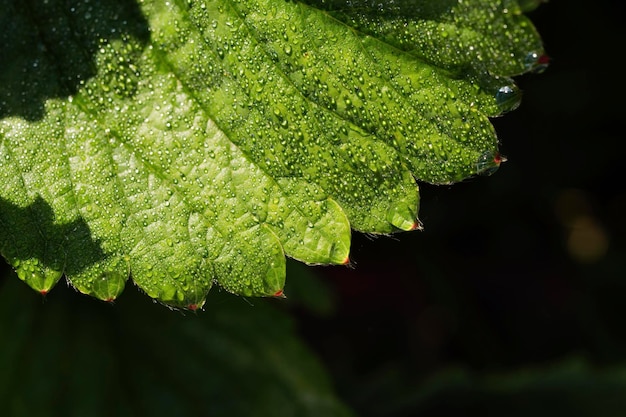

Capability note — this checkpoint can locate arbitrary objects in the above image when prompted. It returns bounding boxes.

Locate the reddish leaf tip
[538,54,551,65]
[526,52,550,73]
[273,289,285,298]
[410,221,424,231]
[341,256,351,265]
[187,303,199,311]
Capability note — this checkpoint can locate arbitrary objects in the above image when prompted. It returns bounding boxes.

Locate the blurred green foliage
[0,268,353,417]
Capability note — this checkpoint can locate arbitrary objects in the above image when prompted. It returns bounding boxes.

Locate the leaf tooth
[67,257,129,302]
[214,225,286,297]
[387,205,420,232]
[14,258,63,295]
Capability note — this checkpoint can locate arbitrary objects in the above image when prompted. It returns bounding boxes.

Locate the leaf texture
[0,0,545,307]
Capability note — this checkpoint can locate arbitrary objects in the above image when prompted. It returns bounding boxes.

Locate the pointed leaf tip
[477,151,506,177]
[410,221,424,231]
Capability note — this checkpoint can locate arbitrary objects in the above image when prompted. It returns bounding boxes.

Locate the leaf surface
[0,0,544,307]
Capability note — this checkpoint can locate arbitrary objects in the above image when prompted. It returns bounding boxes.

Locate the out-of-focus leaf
[0,275,354,417]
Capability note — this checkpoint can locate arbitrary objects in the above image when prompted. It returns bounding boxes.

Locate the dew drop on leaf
[524,51,550,73]
[476,151,506,176]
[495,85,522,113]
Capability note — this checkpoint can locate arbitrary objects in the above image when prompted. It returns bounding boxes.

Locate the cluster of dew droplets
[230,0,545,186]
[1,0,549,307]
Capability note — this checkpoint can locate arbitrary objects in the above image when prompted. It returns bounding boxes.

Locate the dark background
[2,0,626,415]
[289,0,626,415]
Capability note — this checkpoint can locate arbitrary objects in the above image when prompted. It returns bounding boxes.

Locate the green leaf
[0,0,545,307]
[0,275,355,417]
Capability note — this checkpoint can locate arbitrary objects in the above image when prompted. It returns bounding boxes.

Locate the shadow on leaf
[0,195,106,281]
[0,0,149,121]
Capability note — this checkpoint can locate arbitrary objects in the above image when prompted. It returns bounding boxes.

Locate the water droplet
[476,151,506,176]
[495,85,521,113]
[524,51,550,73]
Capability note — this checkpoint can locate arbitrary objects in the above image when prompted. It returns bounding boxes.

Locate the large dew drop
[476,151,505,176]
[495,85,522,113]
[524,51,550,74]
